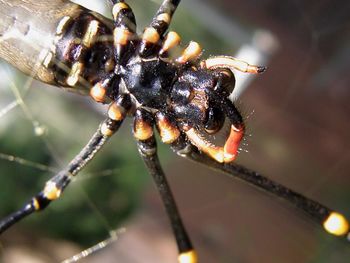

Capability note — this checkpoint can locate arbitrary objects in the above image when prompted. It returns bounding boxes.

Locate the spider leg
[0,118,121,234]
[183,98,245,163]
[140,0,181,57]
[0,95,131,234]
[201,55,266,74]
[108,0,137,64]
[150,0,181,37]
[171,135,350,241]
[133,109,197,263]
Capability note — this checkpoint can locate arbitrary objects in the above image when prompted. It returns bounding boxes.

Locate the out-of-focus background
[0,0,350,262]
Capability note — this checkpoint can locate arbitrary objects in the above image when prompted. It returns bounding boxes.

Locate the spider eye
[204,107,225,134]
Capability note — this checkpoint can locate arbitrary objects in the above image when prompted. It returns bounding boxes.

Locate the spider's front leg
[171,135,350,242]
[133,108,198,263]
[0,95,131,234]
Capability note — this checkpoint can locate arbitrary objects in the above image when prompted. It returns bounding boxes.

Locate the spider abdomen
[53,11,115,93]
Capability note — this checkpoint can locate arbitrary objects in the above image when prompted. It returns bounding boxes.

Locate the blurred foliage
[0,75,148,246]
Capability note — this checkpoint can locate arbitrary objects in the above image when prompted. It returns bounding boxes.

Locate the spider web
[1,0,350,263]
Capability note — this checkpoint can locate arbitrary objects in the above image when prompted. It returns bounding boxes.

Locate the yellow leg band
[323,212,349,236]
[178,250,198,263]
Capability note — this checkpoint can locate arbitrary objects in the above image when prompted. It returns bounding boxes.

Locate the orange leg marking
[185,125,244,163]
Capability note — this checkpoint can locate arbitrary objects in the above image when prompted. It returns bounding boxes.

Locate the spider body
[1,1,349,262]
[36,1,237,144]
[45,0,249,164]
[121,55,178,108]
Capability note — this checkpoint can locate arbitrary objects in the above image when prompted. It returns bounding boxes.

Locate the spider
[0,0,349,262]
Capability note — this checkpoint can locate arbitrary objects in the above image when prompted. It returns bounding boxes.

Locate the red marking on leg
[223,125,244,163]
[185,125,244,163]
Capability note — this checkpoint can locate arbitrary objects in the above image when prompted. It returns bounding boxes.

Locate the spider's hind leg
[0,95,131,234]
[150,0,181,36]
[140,0,181,57]
[108,0,137,64]
[133,108,197,263]
[171,135,350,242]
[0,118,120,233]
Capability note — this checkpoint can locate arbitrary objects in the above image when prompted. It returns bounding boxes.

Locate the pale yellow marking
[56,16,71,35]
[38,49,53,68]
[50,43,57,53]
[156,13,171,24]
[66,62,83,86]
[161,31,181,54]
[177,41,202,63]
[202,56,262,73]
[42,52,53,68]
[157,116,180,144]
[43,181,61,200]
[323,212,349,236]
[108,102,125,121]
[159,126,180,144]
[100,122,114,137]
[112,2,129,20]
[134,121,153,141]
[32,198,40,210]
[178,250,198,263]
[114,27,132,45]
[82,20,99,47]
[142,27,160,44]
[90,82,106,102]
